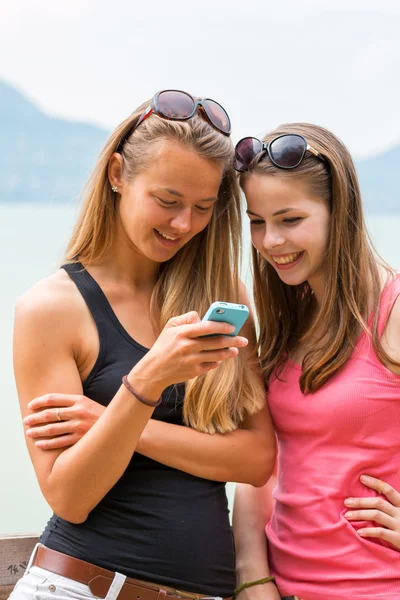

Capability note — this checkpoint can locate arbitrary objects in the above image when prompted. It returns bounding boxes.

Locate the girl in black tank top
[13,91,276,600]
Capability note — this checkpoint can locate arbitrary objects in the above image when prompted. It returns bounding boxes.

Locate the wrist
[127,361,166,401]
[234,577,276,600]
[234,581,276,600]
[236,563,272,583]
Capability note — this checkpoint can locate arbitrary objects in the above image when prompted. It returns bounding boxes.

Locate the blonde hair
[64,100,263,433]
[241,122,395,393]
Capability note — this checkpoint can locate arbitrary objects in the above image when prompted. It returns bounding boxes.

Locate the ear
[108,153,124,191]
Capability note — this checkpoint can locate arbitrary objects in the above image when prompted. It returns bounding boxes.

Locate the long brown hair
[64,100,263,433]
[241,122,395,393]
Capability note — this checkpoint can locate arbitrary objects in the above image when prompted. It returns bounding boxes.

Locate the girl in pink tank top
[233,124,400,600]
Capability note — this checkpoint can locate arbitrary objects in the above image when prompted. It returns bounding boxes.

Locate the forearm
[46,365,162,522]
[137,419,276,486]
[233,477,277,581]
[18,299,250,523]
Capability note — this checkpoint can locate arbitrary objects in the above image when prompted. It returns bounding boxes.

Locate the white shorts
[8,545,126,600]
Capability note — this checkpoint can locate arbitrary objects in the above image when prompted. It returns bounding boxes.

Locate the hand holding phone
[202,301,249,336]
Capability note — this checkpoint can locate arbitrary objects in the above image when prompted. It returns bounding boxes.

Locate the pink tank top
[266,276,400,600]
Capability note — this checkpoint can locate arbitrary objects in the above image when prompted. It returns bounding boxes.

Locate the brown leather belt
[33,545,230,600]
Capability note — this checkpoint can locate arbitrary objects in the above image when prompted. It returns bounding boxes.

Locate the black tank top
[40,263,235,596]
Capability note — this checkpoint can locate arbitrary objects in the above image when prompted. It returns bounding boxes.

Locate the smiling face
[110,140,224,263]
[243,173,331,299]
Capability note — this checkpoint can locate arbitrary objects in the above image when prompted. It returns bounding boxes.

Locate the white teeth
[273,252,302,265]
[157,230,178,241]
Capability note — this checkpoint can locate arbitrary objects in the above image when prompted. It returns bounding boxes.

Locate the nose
[262,225,285,251]
[170,209,192,235]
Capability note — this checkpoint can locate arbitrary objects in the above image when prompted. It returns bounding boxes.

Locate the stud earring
[111,185,118,193]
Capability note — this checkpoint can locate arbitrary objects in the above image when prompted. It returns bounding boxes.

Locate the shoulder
[15,269,84,340]
[17,269,79,314]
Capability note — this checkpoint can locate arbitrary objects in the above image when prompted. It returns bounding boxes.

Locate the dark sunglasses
[234,134,326,172]
[117,89,231,151]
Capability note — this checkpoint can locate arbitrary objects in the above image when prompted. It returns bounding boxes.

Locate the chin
[151,247,182,263]
[276,270,308,287]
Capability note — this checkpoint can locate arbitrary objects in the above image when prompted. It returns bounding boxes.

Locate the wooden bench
[0,535,39,600]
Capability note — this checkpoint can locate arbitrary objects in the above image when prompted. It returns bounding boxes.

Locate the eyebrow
[160,188,218,203]
[161,187,184,198]
[246,208,296,217]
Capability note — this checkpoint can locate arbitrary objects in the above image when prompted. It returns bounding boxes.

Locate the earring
[111,185,118,193]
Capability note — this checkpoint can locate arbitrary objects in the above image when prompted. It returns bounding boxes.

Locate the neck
[94,249,159,290]
[89,231,160,292]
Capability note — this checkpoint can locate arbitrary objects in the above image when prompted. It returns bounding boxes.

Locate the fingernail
[360,475,371,483]
[357,529,365,536]
[25,429,33,436]
[23,417,30,425]
[344,498,354,506]
[344,511,353,518]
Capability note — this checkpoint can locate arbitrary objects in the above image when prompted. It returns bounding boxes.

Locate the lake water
[1,203,399,535]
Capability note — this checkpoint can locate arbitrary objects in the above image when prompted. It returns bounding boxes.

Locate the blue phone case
[202,302,249,336]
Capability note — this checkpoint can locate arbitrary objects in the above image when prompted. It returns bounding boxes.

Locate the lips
[272,251,303,265]
[155,229,180,241]
[154,229,183,247]
[270,251,305,270]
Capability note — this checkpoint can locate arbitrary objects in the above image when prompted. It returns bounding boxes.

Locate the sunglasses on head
[234,133,326,172]
[117,89,231,151]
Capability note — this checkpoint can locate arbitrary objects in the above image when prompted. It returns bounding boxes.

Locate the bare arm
[25,395,275,487]
[25,392,275,487]
[233,475,279,599]
[15,277,245,524]
[14,282,160,524]
[136,407,275,487]
[136,288,276,486]
[22,284,275,486]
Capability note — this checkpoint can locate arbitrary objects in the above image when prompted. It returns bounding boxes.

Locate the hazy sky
[1,0,400,158]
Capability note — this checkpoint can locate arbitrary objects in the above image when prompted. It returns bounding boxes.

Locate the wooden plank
[0,535,39,596]
[0,584,15,600]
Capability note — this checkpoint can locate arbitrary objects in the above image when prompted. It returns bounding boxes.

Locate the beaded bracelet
[234,576,276,597]
[122,375,162,408]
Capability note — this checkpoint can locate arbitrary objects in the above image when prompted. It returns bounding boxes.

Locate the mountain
[356,145,400,214]
[0,80,398,211]
[0,81,108,203]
